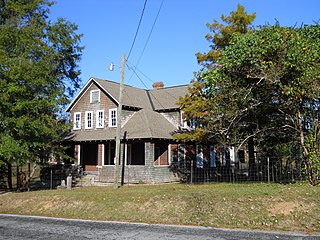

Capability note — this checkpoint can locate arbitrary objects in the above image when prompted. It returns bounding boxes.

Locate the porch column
[145,142,155,183]
[76,145,81,165]
[98,144,103,166]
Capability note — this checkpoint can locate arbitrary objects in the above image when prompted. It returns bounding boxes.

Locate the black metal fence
[171,155,306,184]
[0,155,307,190]
[0,163,84,191]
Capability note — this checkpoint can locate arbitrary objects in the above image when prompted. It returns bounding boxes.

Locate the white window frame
[90,90,100,103]
[181,111,196,130]
[109,108,117,127]
[96,110,104,128]
[73,112,81,130]
[181,111,187,128]
[85,111,93,129]
[168,144,172,165]
[125,143,132,165]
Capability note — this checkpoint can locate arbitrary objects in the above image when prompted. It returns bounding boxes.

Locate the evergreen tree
[196,4,256,68]
[0,0,83,180]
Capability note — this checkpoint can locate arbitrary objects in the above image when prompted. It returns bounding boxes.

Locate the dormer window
[90,90,100,103]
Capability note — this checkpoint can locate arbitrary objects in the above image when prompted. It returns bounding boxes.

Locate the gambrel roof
[66,77,190,142]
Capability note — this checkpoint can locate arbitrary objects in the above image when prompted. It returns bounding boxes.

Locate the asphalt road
[0,214,319,240]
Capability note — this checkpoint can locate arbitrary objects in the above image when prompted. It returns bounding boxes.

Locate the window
[129,142,145,165]
[85,111,93,129]
[96,110,104,128]
[154,143,169,166]
[73,112,81,130]
[210,145,216,168]
[181,111,196,130]
[196,145,204,169]
[104,142,115,165]
[90,90,100,103]
[109,108,117,127]
[178,144,186,169]
[126,144,132,165]
[154,147,160,165]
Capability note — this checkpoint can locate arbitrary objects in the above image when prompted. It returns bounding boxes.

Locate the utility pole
[114,54,125,189]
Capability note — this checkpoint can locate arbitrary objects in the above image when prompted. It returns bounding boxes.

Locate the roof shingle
[66,77,189,141]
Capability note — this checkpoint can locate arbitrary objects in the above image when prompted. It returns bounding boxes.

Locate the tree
[177,3,320,185]
[177,4,256,136]
[175,4,256,177]
[179,23,320,185]
[0,0,83,186]
[216,25,320,185]
[196,4,256,68]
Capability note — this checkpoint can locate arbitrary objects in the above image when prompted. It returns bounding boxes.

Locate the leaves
[196,4,256,68]
[180,22,320,185]
[0,0,83,165]
[177,5,256,146]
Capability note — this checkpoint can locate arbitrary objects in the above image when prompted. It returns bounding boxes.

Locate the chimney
[152,81,164,89]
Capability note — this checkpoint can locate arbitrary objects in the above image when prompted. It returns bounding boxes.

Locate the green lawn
[0,182,319,233]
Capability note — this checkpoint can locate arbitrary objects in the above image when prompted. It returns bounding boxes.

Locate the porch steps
[75,173,96,187]
[75,172,113,187]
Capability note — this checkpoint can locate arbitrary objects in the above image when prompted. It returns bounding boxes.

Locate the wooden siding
[70,83,117,131]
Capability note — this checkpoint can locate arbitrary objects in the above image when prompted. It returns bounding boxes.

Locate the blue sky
[49,0,320,90]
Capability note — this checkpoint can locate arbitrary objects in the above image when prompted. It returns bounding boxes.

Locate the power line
[126,62,149,89]
[126,62,168,110]
[126,60,188,107]
[133,0,164,70]
[127,0,164,84]
[129,61,154,84]
[127,0,148,61]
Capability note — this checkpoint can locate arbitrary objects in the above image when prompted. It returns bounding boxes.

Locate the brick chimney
[152,81,164,89]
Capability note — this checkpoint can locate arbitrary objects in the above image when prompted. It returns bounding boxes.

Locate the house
[65,77,243,184]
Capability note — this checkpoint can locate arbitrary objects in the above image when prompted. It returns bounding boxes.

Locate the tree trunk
[297,110,317,185]
[7,163,12,189]
[16,164,19,191]
[248,136,256,180]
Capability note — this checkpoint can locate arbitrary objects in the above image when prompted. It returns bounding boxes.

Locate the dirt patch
[268,201,299,216]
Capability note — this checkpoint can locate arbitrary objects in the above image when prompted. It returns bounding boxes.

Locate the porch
[74,140,179,184]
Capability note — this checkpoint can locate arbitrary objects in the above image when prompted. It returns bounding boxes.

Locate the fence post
[16,164,19,191]
[267,157,270,183]
[67,175,72,190]
[190,159,193,184]
[272,164,275,182]
[50,169,53,189]
[28,160,30,192]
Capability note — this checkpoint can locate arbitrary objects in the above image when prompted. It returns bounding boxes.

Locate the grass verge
[0,182,319,233]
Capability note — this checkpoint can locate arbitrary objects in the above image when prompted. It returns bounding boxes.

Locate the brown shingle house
[65,77,216,183]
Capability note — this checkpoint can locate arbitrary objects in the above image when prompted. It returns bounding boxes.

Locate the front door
[81,143,98,171]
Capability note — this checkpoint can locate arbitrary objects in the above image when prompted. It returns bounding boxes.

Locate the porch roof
[65,109,177,142]
[122,109,177,139]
